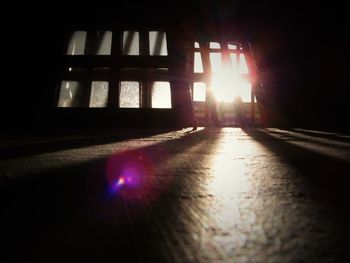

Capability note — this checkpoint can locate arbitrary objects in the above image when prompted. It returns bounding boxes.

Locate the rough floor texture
[1,128,350,263]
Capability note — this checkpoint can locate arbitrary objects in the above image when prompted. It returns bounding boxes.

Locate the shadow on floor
[0,128,177,161]
[290,128,350,143]
[1,128,221,263]
[243,128,350,208]
[243,127,350,261]
[264,128,350,151]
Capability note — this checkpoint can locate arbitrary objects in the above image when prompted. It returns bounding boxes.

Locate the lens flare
[117,176,125,186]
[120,165,142,188]
[106,149,156,201]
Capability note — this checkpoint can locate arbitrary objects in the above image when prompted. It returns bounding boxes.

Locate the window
[58,81,86,107]
[151,81,171,108]
[209,42,220,49]
[228,43,237,50]
[193,82,206,102]
[120,81,140,108]
[58,81,109,107]
[90,81,109,107]
[66,30,112,55]
[59,29,172,111]
[122,31,140,55]
[194,52,204,73]
[229,54,238,71]
[149,31,168,56]
[239,54,249,74]
[93,31,112,55]
[191,41,254,104]
[240,82,252,103]
[209,53,222,73]
[122,31,168,56]
[66,31,87,55]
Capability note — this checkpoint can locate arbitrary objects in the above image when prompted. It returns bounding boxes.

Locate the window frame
[57,28,171,109]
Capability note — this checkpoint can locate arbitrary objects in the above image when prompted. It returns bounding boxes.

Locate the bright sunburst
[211,68,245,102]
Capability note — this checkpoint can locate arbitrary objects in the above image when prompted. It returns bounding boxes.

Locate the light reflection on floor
[170,128,350,262]
[193,129,267,256]
[2,128,350,262]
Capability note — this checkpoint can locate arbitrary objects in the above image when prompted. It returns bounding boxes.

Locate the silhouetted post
[200,42,219,126]
[244,43,259,125]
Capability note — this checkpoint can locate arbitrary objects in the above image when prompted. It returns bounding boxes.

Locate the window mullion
[140,30,149,56]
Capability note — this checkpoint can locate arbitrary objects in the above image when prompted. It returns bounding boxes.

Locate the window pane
[239,54,249,74]
[58,81,85,107]
[210,42,220,49]
[149,31,168,56]
[120,81,140,108]
[122,31,139,55]
[194,42,200,48]
[240,82,252,103]
[228,43,237,50]
[210,53,222,73]
[193,82,206,102]
[151,81,171,108]
[95,31,112,55]
[194,52,203,73]
[230,53,238,72]
[90,81,109,107]
[67,31,86,55]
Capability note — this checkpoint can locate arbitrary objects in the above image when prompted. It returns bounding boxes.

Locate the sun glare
[193,45,253,103]
[209,52,251,103]
[211,68,251,103]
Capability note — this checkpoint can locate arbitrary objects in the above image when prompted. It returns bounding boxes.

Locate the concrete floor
[1,128,350,262]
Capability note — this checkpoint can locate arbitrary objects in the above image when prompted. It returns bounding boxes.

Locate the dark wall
[3,1,349,130]
[253,2,349,130]
[3,4,64,128]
